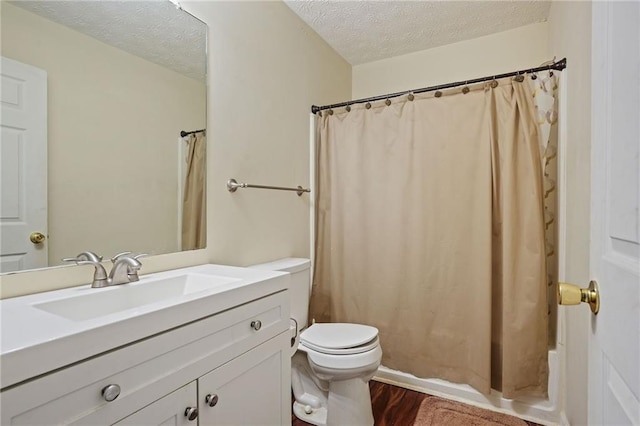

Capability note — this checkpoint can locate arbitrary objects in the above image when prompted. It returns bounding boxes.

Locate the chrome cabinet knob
[184,407,198,421]
[205,393,219,407]
[102,384,121,402]
[250,320,262,331]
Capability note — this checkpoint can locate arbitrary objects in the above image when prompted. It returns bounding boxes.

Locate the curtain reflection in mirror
[182,132,206,250]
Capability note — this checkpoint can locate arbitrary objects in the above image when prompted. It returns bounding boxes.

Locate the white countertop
[0,264,289,389]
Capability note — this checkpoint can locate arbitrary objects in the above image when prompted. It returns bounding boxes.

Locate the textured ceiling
[284,1,551,65]
[10,0,206,82]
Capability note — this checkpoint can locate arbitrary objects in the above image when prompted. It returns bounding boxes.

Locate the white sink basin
[0,264,289,389]
[33,273,242,321]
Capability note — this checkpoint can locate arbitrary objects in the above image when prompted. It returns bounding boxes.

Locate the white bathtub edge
[373,350,562,426]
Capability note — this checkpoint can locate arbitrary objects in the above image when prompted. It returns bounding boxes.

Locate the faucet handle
[110,252,133,263]
[125,254,146,282]
[76,260,109,288]
[111,252,147,263]
[109,256,143,284]
[62,251,103,263]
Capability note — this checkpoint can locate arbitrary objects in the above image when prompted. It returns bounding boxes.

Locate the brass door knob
[558,280,600,314]
[30,232,46,244]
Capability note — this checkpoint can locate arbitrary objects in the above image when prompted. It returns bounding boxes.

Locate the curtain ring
[490,78,498,88]
[365,102,372,109]
[345,105,351,112]
[434,90,442,98]
[461,82,470,94]
[385,99,391,106]
[328,109,334,115]
[514,72,524,83]
[408,93,415,101]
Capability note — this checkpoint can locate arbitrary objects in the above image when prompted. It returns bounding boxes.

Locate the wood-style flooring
[291,380,542,426]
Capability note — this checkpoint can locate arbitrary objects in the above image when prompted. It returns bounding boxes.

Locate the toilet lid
[300,323,379,354]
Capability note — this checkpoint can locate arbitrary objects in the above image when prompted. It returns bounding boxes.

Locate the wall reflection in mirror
[1,1,207,273]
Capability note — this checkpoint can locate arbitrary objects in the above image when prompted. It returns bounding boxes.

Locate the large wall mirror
[1,1,207,273]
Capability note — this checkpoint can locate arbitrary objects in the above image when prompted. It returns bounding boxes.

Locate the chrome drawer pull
[250,320,262,331]
[205,393,219,407]
[184,407,198,421]
[101,384,121,402]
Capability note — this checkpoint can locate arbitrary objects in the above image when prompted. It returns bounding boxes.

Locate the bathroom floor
[291,380,543,426]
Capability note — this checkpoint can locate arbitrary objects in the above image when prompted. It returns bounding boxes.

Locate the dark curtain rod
[180,128,206,137]
[311,57,567,114]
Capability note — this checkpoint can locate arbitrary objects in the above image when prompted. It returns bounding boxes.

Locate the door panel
[198,334,290,426]
[589,2,640,425]
[0,57,47,272]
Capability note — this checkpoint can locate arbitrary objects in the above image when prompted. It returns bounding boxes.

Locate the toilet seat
[301,337,380,355]
[300,323,379,355]
[301,340,382,371]
[298,323,382,371]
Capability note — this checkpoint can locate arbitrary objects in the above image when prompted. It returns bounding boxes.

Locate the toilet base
[293,401,328,426]
[291,343,380,426]
[292,377,374,426]
[325,377,374,426]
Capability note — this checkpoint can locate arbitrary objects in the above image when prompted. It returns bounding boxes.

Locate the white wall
[352,22,549,99]
[547,2,592,425]
[0,1,351,298]
[1,3,206,265]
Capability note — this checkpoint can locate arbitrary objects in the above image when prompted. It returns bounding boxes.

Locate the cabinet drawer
[0,291,288,425]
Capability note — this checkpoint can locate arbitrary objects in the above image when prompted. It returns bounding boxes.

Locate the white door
[0,57,48,272]
[589,2,640,425]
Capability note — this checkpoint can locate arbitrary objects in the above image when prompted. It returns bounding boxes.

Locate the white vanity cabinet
[0,290,291,426]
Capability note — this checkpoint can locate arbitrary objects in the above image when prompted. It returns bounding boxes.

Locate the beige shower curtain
[310,77,548,398]
[182,132,206,250]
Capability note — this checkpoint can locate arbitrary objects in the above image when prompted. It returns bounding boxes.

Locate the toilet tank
[249,258,311,331]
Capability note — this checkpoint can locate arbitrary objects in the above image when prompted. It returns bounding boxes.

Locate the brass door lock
[30,232,46,244]
[558,280,600,314]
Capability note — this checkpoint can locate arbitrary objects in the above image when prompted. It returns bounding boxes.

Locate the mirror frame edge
[0,249,210,300]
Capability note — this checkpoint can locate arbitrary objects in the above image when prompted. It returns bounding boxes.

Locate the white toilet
[250,258,382,426]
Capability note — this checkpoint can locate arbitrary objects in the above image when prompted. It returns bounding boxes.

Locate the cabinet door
[198,333,291,426]
[114,382,197,426]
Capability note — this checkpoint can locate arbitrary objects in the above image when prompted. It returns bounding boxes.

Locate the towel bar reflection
[227,178,310,196]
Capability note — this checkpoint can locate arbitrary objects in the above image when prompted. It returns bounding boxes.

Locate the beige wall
[1,3,206,266]
[547,2,592,425]
[184,1,350,266]
[352,22,549,99]
[0,1,351,298]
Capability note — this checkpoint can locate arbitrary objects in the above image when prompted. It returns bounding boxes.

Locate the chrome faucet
[68,252,145,288]
[110,252,146,283]
[75,260,110,288]
[109,256,142,285]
